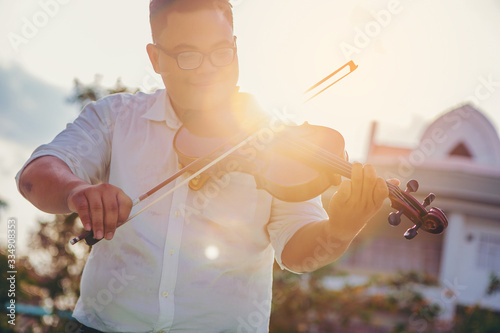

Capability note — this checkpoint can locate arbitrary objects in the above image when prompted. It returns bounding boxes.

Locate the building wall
[357,104,500,316]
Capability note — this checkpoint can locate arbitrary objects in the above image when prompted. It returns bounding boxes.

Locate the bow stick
[304,60,358,102]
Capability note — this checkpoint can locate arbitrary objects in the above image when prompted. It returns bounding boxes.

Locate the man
[16,0,394,332]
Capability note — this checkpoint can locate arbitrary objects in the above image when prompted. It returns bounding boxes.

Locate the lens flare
[205,245,220,260]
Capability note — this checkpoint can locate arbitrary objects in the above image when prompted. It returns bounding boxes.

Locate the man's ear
[146,43,161,74]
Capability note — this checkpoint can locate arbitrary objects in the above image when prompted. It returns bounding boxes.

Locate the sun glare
[205,245,220,260]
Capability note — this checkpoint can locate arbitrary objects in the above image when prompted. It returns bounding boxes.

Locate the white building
[333,104,500,319]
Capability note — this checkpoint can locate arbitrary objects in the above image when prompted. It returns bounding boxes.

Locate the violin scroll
[387,179,448,240]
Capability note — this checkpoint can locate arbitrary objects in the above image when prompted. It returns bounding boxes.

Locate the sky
[1,0,500,253]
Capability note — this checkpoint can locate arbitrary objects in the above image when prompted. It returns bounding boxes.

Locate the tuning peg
[405,180,419,193]
[388,210,403,226]
[404,223,421,240]
[423,193,436,208]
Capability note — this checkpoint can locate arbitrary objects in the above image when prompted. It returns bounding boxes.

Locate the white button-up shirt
[16,89,328,332]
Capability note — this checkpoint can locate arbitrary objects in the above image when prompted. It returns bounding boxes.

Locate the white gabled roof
[417,104,500,168]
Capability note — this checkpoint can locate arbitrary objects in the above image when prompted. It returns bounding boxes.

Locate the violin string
[279,134,424,212]
[281,134,352,174]
[282,134,353,176]
[386,182,426,215]
[283,136,420,210]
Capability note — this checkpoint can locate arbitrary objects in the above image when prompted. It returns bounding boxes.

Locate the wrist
[64,180,90,211]
[326,217,364,243]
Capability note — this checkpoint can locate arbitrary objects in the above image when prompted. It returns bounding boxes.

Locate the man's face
[148,8,239,114]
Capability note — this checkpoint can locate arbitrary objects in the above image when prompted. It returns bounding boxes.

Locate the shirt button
[169,249,175,255]
[174,210,181,216]
[162,291,169,298]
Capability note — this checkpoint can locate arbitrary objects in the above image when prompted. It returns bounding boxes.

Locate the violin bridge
[188,173,211,191]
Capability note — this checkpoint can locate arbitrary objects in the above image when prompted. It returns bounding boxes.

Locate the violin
[71,112,447,246]
[70,60,447,246]
[174,119,448,240]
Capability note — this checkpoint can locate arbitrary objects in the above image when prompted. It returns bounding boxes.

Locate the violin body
[174,122,346,201]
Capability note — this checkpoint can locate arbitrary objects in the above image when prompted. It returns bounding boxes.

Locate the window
[449,142,473,158]
[478,233,500,273]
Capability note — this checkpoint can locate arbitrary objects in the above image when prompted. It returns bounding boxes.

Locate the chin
[186,84,235,110]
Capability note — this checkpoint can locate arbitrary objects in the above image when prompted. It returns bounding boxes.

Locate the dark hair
[149,0,234,41]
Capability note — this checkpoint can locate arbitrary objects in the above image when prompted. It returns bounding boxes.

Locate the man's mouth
[190,80,219,87]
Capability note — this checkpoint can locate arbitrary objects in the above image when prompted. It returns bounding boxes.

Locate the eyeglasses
[155,38,237,70]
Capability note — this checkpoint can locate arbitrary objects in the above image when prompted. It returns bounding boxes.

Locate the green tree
[455,305,500,333]
[68,75,139,107]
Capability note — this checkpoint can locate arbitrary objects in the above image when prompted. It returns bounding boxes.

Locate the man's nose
[195,54,218,74]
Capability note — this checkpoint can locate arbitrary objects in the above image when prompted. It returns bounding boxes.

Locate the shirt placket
[153,175,189,332]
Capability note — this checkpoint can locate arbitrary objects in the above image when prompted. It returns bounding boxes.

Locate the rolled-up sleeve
[267,195,329,273]
[15,100,114,191]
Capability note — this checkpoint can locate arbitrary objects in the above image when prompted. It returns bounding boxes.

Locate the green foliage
[67,75,139,106]
[0,251,30,333]
[455,305,500,333]
[269,266,442,332]
[0,199,7,210]
[29,213,89,309]
[486,272,500,296]
[2,213,89,332]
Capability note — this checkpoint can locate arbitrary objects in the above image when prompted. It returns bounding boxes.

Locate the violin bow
[304,60,358,102]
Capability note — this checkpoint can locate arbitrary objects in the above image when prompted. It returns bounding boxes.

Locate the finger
[350,163,363,201]
[373,177,389,208]
[86,192,104,239]
[362,164,378,206]
[102,193,119,240]
[387,178,400,186]
[71,193,92,231]
[117,191,133,226]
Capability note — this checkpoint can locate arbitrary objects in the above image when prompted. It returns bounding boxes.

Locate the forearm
[281,218,360,273]
[18,156,88,214]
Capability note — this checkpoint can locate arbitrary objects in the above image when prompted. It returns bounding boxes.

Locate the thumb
[373,177,390,206]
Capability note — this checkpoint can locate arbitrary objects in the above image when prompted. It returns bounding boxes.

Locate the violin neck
[327,157,402,197]
[302,142,405,200]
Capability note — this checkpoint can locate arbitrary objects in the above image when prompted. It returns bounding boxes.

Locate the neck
[172,99,237,137]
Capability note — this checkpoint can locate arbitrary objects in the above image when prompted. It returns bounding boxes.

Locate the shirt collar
[141,89,182,130]
[141,87,262,130]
